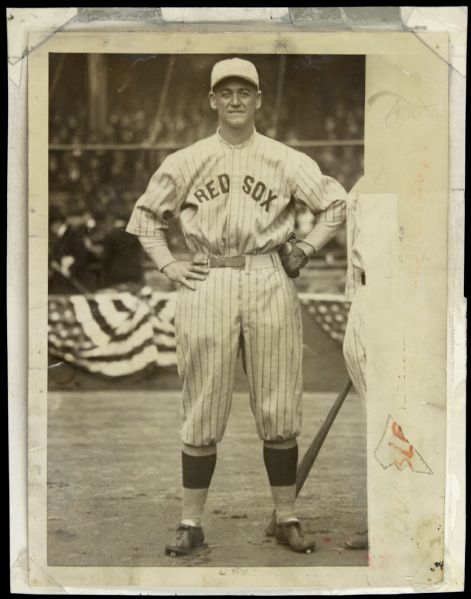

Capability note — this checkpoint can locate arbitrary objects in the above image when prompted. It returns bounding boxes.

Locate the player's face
[209,78,262,130]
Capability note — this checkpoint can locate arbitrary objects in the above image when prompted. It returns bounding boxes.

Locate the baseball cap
[211,58,259,90]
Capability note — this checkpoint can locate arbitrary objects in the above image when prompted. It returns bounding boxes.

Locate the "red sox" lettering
[193,174,277,213]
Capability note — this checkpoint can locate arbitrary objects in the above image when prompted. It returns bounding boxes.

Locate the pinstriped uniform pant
[174,253,304,447]
[343,286,367,408]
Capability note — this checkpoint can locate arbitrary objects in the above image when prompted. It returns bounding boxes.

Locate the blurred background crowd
[49,53,365,296]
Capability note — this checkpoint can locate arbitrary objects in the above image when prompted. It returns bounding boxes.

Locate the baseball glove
[278,234,309,278]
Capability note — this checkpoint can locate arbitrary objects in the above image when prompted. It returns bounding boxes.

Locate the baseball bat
[265,378,353,536]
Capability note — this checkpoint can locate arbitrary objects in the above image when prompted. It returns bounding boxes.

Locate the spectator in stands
[49,205,93,294]
[101,211,145,289]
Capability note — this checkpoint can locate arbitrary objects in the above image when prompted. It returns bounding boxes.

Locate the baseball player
[343,189,367,409]
[343,182,399,550]
[126,58,347,556]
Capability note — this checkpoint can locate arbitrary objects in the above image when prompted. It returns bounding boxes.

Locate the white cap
[210,58,259,90]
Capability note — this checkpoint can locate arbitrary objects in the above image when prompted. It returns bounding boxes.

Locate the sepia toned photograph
[15,20,464,593]
[47,51,367,568]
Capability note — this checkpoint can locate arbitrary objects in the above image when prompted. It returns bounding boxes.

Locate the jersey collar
[217,127,257,149]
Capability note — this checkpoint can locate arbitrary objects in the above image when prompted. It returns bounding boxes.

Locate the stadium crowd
[50,90,363,146]
[49,54,363,294]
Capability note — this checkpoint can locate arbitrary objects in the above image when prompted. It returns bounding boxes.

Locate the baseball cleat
[275,521,316,553]
[165,524,205,557]
[345,530,368,550]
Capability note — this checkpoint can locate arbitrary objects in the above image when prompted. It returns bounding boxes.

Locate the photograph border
[12,22,464,593]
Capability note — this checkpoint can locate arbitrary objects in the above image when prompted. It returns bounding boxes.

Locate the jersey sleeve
[292,152,347,251]
[126,154,185,238]
[344,191,362,302]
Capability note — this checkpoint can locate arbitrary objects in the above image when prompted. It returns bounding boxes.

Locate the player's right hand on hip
[161,260,210,291]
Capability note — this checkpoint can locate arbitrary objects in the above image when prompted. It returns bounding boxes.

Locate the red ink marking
[389,420,415,470]
[322,536,331,543]
[388,440,414,458]
[392,421,407,441]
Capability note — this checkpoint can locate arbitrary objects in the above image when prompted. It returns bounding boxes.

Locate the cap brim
[211,75,259,90]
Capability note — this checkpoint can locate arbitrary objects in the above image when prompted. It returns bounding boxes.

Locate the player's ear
[209,91,217,111]
[255,90,262,111]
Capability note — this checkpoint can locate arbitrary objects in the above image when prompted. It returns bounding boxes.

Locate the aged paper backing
[13,22,464,593]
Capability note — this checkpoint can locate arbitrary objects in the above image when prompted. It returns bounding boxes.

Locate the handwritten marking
[385,95,441,130]
[374,415,433,474]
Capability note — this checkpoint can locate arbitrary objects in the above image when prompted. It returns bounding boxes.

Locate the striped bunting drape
[298,293,350,344]
[48,289,178,377]
[48,289,350,377]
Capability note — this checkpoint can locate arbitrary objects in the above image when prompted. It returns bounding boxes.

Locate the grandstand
[49,53,364,293]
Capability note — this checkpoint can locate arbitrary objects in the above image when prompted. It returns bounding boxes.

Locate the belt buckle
[193,253,210,268]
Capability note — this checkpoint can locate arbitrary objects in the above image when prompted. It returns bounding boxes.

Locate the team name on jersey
[193,174,278,213]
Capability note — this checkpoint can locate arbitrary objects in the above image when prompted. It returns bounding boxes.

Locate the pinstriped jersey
[345,187,399,301]
[126,129,347,256]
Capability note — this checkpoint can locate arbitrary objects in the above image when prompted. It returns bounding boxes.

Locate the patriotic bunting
[48,288,350,377]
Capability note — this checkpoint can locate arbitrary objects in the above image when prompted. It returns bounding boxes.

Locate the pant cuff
[182,443,217,456]
[263,438,298,450]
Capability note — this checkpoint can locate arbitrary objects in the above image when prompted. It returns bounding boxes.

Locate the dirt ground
[47,387,367,568]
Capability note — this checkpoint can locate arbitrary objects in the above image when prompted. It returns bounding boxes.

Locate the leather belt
[204,253,277,271]
[208,255,246,268]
